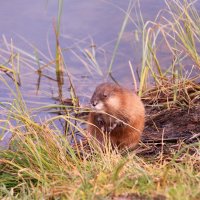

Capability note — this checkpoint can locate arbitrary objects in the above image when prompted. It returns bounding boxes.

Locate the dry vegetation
[0,0,200,199]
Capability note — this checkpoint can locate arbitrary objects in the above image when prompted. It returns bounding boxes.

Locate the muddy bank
[138,103,200,156]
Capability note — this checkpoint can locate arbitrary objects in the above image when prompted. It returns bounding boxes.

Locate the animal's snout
[90,99,103,110]
[91,100,98,107]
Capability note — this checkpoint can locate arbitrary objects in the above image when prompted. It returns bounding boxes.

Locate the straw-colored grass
[0,0,200,199]
[0,112,199,199]
[139,0,200,99]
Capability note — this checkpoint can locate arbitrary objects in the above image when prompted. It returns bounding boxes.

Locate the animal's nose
[91,100,98,107]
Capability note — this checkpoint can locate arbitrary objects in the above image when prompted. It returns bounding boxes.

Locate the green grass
[0,116,199,199]
[0,0,200,199]
[0,108,200,199]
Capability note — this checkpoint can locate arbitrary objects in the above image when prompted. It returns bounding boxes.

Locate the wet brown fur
[87,83,145,149]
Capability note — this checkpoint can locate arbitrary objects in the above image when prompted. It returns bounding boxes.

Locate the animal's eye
[103,93,108,98]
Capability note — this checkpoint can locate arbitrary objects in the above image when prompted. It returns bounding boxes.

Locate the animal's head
[90,83,123,112]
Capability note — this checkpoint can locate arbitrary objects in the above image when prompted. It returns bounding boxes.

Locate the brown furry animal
[87,83,145,149]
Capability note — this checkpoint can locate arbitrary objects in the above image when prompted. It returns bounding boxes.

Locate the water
[0,0,199,147]
[0,0,166,100]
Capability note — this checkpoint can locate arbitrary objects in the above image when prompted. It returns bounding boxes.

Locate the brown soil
[136,104,200,157]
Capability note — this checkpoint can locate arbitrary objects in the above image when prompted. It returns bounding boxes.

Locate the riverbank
[0,0,200,199]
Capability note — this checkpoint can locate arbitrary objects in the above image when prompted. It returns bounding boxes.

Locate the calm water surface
[0,0,166,102]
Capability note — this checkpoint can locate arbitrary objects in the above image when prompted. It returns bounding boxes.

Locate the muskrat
[87,83,145,149]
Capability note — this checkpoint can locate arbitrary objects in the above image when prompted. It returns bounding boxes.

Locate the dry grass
[0,116,199,199]
[0,0,200,199]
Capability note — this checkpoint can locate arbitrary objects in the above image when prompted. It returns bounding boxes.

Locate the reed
[138,0,200,107]
[54,0,64,101]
